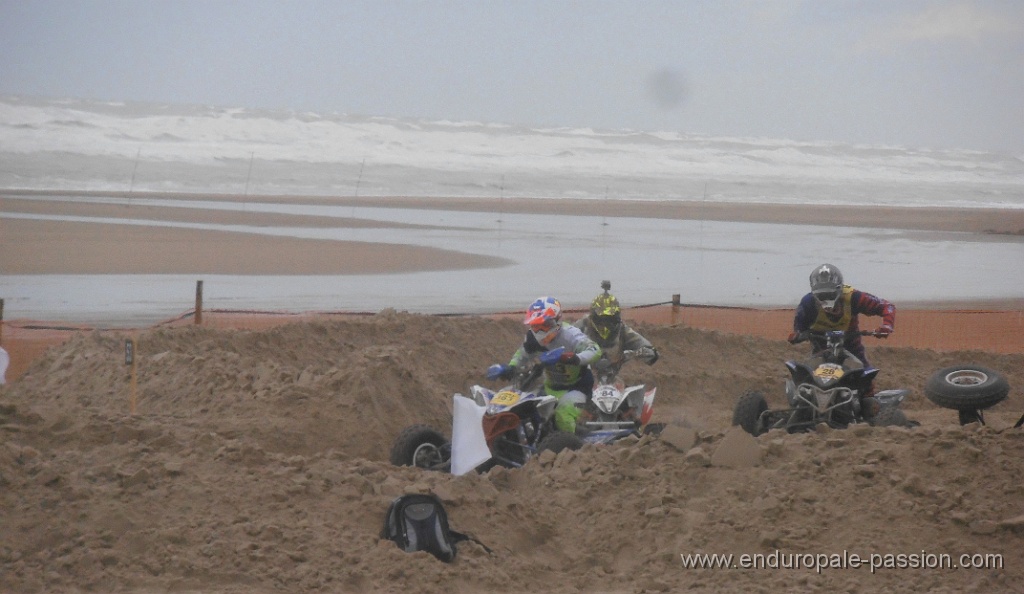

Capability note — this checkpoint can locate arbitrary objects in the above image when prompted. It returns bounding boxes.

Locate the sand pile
[2,312,1022,593]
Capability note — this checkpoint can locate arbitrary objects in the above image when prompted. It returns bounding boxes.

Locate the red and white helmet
[524,296,562,345]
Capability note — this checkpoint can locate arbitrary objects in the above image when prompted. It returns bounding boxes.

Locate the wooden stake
[195,280,204,325]
[126,337,138,414]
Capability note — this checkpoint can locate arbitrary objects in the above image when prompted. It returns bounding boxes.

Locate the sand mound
[2,313,1022,593]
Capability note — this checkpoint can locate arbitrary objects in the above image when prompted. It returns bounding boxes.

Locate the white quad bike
[389,364,584,473]
[581,348,662,444]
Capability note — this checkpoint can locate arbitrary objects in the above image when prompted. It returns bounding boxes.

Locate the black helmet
[810,264,843,312]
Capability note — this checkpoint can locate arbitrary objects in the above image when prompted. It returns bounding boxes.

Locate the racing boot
[860,396,880,420]
[859,379,880,421]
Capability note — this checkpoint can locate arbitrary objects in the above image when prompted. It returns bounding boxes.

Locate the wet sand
[2,191,1023,275]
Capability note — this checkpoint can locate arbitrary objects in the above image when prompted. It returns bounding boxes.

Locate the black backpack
[381,493,476,562]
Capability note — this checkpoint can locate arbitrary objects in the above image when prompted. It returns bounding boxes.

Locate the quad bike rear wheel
[641,422,666,436]
[389,424,450,470]
[537,431,584,454]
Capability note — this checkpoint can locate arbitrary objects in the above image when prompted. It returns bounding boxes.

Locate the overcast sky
[2,0,1022,154]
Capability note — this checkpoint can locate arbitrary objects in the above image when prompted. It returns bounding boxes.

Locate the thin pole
[353,156,366,217]
[195,280,204,325]
[130,337,138,414]
[127,147,142,199]
[243,151,255,200]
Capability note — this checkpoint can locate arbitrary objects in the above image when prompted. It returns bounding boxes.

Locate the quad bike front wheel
[389,424,450,470]
[733,391,768,436]
[870,405,912,428]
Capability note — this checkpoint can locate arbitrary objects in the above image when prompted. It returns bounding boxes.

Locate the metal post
[126,337,138,414]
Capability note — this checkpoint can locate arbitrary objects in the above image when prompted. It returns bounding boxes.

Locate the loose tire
[389,424,450,470]
[733,391,768,436]
[924,365,1009,412]
[537,431,584,454]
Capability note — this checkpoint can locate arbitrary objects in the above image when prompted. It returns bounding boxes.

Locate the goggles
[528,316,556,332]
[530,320,559,344]
[813,289,840,303]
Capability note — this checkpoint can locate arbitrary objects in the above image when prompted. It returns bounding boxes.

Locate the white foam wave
[1,95,1021,208]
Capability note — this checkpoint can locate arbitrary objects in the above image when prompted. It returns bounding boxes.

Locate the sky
[1,0,1022,155]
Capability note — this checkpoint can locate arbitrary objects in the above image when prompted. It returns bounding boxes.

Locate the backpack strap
[449,529,493,554]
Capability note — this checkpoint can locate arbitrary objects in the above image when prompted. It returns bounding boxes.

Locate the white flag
[450,395,491,475]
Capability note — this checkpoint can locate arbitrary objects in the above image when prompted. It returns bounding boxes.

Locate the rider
[789,264,895,415]
[489,296,602,435]
[574,281,659,376]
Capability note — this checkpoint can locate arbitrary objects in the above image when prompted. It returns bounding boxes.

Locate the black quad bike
[733,329,914,436]
[923,364,1010,426]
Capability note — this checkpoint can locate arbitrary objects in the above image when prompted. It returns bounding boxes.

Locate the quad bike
[924,365,1010,426]
[733,329,914,436]
[389,364,583,472]
[581,348,662,445]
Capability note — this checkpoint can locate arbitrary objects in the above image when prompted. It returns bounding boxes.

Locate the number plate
[813,363,844,380]
[491,390,521,406]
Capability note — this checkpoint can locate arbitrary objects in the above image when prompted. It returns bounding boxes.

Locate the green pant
[548,387,587,433]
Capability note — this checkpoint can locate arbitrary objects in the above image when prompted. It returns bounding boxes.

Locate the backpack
[381,493,473,562]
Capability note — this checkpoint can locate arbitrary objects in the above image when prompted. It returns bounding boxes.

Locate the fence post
[125,337,138,414]
[671,294,680,325]
[0,298,4,345]
[195,280,204,325]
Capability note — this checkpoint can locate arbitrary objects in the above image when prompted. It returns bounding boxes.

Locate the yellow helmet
[588,280,622,340]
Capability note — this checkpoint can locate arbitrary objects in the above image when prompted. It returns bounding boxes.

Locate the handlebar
[790,329,886,344]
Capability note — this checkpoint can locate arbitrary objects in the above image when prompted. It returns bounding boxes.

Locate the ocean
[1,95,1022,325]
[2,95,1022,207]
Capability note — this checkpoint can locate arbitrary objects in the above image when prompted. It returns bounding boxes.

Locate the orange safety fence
[1,303,1021,384]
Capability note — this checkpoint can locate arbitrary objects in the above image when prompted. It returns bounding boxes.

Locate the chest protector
[810,286,854,331]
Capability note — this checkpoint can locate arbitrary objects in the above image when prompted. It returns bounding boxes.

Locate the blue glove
[486,363,513,380]
[539,347,566,366]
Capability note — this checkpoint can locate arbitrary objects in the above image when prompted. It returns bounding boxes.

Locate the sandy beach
[3,191,1023,275]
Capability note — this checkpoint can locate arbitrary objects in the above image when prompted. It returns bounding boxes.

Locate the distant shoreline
[5,189,1024,235]
[2,186,1022,339]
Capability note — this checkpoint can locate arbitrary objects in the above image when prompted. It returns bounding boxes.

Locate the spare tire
[924,365,1009,412]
